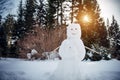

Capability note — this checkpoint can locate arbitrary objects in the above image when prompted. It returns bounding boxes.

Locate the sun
[83,15,90,22]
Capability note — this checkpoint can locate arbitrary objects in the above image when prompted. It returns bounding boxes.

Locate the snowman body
[49,23,86,80]
[59,23,86,61]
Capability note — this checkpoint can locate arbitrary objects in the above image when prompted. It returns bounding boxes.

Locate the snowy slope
[0,58,120,80]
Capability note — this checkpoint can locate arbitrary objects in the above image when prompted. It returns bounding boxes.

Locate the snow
[42,51,60,60]
[0,58,120,80]
[87,51,93,57]
[26,49,38,60]
[59,23,85,61]
[31,49,38,55]
[54,23,86,80]
[27,53,31,60]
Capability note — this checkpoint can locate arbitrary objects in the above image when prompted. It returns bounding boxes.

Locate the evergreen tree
[0,26,7,57]
[61,0,73,24]
[46,0,57,28]
[108,16,120,59]
[15,0,25,38]
[59,0,64,25]
[50,0,64,25]
[55,0,60,26]
[0,15,1,26]
[2,14,16,57]
[24,0,37,31]
[97,18,109,47]
[76,0,109,61]
[70,0,79,23]
[37,0,65,27]
[37,0,47,27]
[108,16,119,40]
[115,31,120,60]
[0,15,7,57]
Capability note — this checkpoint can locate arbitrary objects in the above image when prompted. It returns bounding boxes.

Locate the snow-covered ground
[0,58,120,80]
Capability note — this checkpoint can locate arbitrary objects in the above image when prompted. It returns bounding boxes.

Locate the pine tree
[0,15,6,57]
[115,31,120,60]
[108,16,119,38]
[2,14,16,57]
[0,26,7,57]
[24,0,37,31]
[98,18,109,47]
[46,0,57,28]
[55,0,60,26]
[0,15,1,26]
[61,0,73,24]
[77,0,100,45]
[53,0,65,26]
[37,0,47,27]
[15,0,25,38]
[108,16,120,59]
[59,0,64,25]
[70,0,80,23]
[108,16,119,47]
[58,0,76,25]
[37,0,65,27]
[76,0,109,61]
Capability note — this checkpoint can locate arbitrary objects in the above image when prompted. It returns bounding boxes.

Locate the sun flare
[83,15,90,22]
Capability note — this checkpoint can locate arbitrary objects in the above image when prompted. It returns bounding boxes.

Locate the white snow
[0,58,120,80]
[26,49,38,60]
[59,23,86,61]
[55,23,86,80]
[27,53,31,60]
[42,51,60,60]
[31,49,38,55]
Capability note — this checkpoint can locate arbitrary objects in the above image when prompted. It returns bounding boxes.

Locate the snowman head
[67,23,81,39]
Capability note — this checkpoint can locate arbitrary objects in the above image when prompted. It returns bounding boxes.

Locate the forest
[0,0,120,61]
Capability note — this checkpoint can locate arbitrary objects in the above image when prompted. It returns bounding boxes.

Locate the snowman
[59,23,86,61]
[49,23,86,80]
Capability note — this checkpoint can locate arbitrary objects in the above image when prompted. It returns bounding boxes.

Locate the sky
[97,0,120,25]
